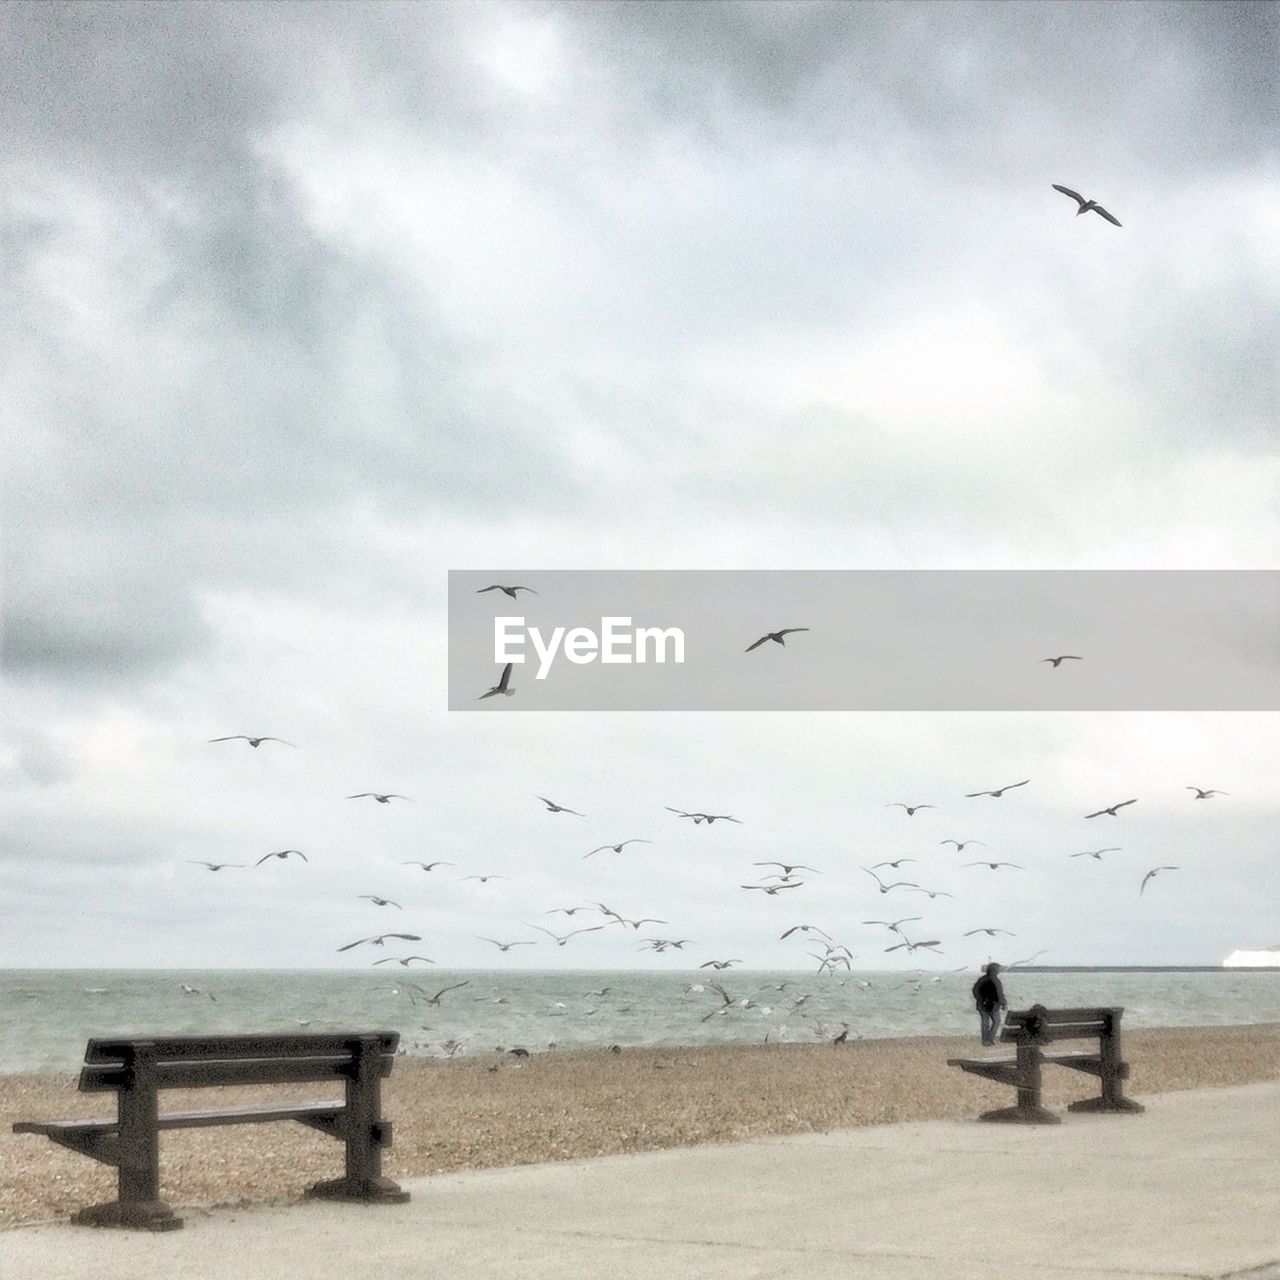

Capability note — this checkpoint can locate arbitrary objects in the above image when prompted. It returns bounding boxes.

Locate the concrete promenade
[4,1081,1278,1280]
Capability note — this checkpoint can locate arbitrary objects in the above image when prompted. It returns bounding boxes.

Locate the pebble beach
[2,1023,1277,1230]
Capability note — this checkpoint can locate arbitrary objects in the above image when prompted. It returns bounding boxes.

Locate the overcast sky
[2,0,1277,970]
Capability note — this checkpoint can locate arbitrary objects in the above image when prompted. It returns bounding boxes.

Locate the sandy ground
[2,1023,1277,1229]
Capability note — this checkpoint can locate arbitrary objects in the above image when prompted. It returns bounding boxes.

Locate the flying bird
[1051,184,1122,226]
[699,959,742,970]
[755,862,820,875]
[884,939,942,954]
[964,861,1024,871]
[207,735,296,748]
[780,924,832,940]
[1071,847,1121,860]
[475,937,536,952]
[741,880,803,895]
[1085,798,1138,818]
[885,803,936,816]
[401,861,454,871]
[963,927,1017,938]
[479,662,515,700]
[525,924,604,947]
[745,627,810,652]
[870,858,916,870]
[1041,656,1083,668]
[187,861,244,871]
[416,981,470,1006]
[255,849,307,866]
[863,917,923,934]
[1186,787,1227,799]
[460,874,507,884]
[940,839,986,851]
[477,584,538,598]
[863,868,919,894]
[666,807,742,824]
[585,840,653,857]
[966,779,1030,798]
[1140,866,1179,895]
[348,793,409,804]
[537,796,584,815]
[372,955,435,967]
[337,933,422,952]
[359,895,402,909]
[911,887,957,900]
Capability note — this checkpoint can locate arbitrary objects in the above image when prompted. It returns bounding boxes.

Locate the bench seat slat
[14,1101,344,1138]
[84,1032,398,1063]
[80,1055,394,1092]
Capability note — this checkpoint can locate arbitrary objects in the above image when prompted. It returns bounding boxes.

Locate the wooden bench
[947,1005,1144,1124]
[12,1031,409,1230]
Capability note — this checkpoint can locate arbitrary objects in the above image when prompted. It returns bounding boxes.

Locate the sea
[3,968,1279,1074]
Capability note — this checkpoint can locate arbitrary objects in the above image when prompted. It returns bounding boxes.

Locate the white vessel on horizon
[1223,946,1280,968]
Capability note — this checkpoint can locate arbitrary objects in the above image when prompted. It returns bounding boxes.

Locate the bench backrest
[78,1032,399,1093]
[1000,1007,1122,1045]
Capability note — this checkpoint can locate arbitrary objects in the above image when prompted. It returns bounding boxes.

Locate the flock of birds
[189,724,1226,1044]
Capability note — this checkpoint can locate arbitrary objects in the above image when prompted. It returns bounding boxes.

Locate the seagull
[1186,786,1227,799]
[525,924,604,947]
[1007,949,1053,968]
[255,849,308,866]
[475,937,536,951]
[416,981,471,1006]
[207,735,296,748]
[1085,798,1138,818]
[372,955,436,966]
[885,803,935,816]
[885,939,942,954]
[1140,866,1178,895]
[780,924,832,940]
[745,628,810,652]
[741,880,803,895]
[964,861,1024,871]
[1071,847,1121,860]
[179,983,216,1002]
[348,793,409,803]
[755,861,821,875]
[537,796,584,815]
[940,839,986,851]
[966,779,1030,798]
[863,917,923,935]
[479,662,515,700]
[870,858,917,870]
[863,868,919,894]
[611,917,668,930]
[545,904,598,917]
[477,584,538,599]
[359,895,402,909]
[401,861,454,871]
[585,840,653,857]
[699,959,743,970]
[666,807,742,824]
[963,927,1017,938]
[460,874,507,884]
[187,861,244,871]
[337,933,422,953]
[1051,184,1122,226]
[1041,655,1083,668]
[910,887,956,900]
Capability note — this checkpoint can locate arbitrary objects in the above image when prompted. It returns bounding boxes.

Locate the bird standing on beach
[745,627,810,652]
[1051,184,1122,226]
[1085,798,1138,818]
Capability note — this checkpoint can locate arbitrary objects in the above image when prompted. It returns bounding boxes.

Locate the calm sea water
[2,968,1279,1074]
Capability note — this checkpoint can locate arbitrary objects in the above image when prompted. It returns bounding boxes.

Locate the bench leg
[979,1104,1062,1125]
[75,1065,181,1229]
[977,1044,1060,1124]
[1067,1096,1145,1115]
[306,1038,409,1205]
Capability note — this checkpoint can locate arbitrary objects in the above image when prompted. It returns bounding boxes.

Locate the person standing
[972,961,1007,1046]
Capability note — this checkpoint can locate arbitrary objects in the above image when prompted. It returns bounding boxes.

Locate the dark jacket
[972,973,1006,1011]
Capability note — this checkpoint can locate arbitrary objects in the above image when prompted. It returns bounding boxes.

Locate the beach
[2,1023,1277,1230]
